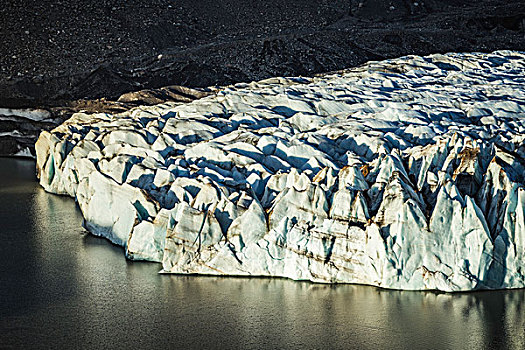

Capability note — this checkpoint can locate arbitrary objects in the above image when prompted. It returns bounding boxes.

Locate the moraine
[35,51,525,291]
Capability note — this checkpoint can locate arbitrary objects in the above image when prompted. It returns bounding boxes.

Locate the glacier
[35,51,525,291]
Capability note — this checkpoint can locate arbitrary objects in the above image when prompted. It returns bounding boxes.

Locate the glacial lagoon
[0,157,524,349]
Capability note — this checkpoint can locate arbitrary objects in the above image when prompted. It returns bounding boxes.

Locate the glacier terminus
[35,51,525,291]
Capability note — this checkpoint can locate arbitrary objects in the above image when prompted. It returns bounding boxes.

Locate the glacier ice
[35,51,525,291]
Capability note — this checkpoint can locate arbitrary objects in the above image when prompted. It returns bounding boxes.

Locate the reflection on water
[0,158,524,349]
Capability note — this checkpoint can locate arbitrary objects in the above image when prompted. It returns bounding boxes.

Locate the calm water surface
[0,158,524,349]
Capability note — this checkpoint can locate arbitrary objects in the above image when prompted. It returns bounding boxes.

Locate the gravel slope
[1,0,524,108]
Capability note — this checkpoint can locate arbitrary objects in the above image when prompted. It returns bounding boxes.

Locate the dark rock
[0,0,523,109]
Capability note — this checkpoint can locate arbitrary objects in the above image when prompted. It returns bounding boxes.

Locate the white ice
[35,51,525,291]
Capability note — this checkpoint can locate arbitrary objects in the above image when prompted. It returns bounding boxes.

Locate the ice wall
[36,51,525,291]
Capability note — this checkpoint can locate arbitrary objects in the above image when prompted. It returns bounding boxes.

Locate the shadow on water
[0,158,524,349]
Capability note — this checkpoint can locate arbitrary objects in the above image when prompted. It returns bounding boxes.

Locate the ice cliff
[35,51,525,291]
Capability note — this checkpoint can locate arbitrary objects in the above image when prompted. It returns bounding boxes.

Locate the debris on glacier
[35,51,525,291]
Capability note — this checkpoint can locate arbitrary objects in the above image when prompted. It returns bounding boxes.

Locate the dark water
[0,158,524,350]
